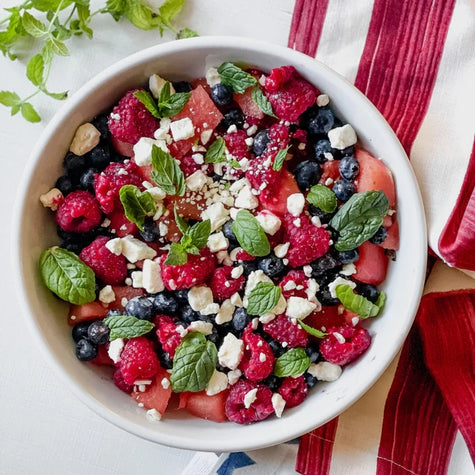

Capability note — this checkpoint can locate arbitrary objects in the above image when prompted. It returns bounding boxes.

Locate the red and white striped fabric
[287,0,475,473]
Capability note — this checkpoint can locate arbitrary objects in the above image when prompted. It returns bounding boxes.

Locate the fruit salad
[38,62,399,424]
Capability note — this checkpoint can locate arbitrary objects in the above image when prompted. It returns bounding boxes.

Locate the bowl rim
[13,35,427,451]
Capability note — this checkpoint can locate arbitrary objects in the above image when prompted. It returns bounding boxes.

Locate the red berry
[320,325,371,366]
[55,190,102,233]
[155,315,182,357]
[278,375,308,408]
[224,379,274,424]
[245,155,280,192]
[119,336,160,385]
[223,130,250,160]
[107,208,139,237]
[179,155,211,177]
[240,325,275,382]
[262,315,308,348]
[279,270,310,299]
[79,236,128,285]
[265,65,297,92]
[113,368,133,393]
[94,160,144,214]
[209,266,245,301]
[234,249,255,262]
[160,248,215,290]
[108,89,160,145]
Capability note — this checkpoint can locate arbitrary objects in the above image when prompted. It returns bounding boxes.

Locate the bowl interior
[15,36,427,452]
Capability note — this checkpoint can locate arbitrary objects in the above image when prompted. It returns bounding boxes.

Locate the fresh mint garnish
[335,284,386,318]
[297,320,327,338]
[170,332,218,392]
[274,348,311,378]
[151,144,186,196]
[177,27,199,39]
[119,185,156,231]
[329,190,389,251]
[246,282,282,316]
[307,184,338,213]
[251,86,276,117]
[173,205,189,235]
[164,242,188,266]
[205,137,226,164]
[217,62,257,94]
[272,146,291,171]
[232,209,270,257]
[103,315,155,341]
[39,247,96,305]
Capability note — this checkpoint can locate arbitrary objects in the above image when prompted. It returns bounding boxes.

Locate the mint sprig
[150,145,186,196]
[103,314,155,341]
[274,348,311,378]
[307,184,337,213]
[298,320,327,338]
[335,284,386,318]
[217,62,257,94]
[205,137,226,164]
[272,146,291,171]
[251,86,276,118]
[232,209,270,257]
[119,185,156,231]
[247,282,282,316]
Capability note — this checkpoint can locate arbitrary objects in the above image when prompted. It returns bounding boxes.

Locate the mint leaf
[151,145,186,196]
[171,332,218,392]
[133,90,161,118]
[185,219,211,250]
[159,0,185,26]
[274,348,310,378]
[164,242,188,265]
[232,210,270,257]
[159,90,191,118]
[329,191,389,251]
[0,91,21,107]
[335,284,386,318]
[39,247,96,304]
[298,320,327,338]
[177,27,198,39]
[31,0,73,12]
[20,103,41,122]
[119,185,156,231]
[22,12,48,38]
[173,206,189,235]
[217,62,257,94]
[125,1,162,31]
[26,54,44,87]
[251,86,276,117]
[272,146,291,171]
[103,315,154,340]
[76,4,93,38]
[45,36,69,56]
[40,87,68,100]
[205,137,226,164]
[135,86,190,119]
[228,159,242,169]
[307,184,337,213]
[247,282,282,316]
[105,0,127,21]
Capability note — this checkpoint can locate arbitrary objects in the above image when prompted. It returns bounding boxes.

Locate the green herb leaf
[20,102,41,122]
[40,87,68,100]
[159,0,185,26]
[205,137,226,164]
[159,90,191,118]
[119,185,156,231]
[335,284,386,318]
[105,0,127,21]
[125,1,162,31]
[251,86,276,117]
[0,91,21,107]
[298,320,327,339]
[151,145,186,196]
[31,0,73,12]
[170,332,218,392]
[22,12,48,38]
[272,146,291,171]
[246,282,282,316]
[164,242,188,265]
[307,184,338,213]
[185,219,211,250]
[274,348,311,378]
[45,36,69,56]
[329,191,389,251]
[26,54,44,87]
[232,210,270,257]
[173,206,189,235]
[103,314,154,341]
[76,4,93,38]
[177,27,198,39]
[217,62,257,94]
[228,159,241,168]
[133,90,161,119]
[39,247,96,304]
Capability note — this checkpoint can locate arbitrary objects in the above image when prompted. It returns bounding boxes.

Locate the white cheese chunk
[201,202,229,232]
[286,193,305,217]
[107,338,124,364]
[234,185,259,210]
[188,320,214,335]
[188,286,214,312]
[105,237,123,255]
[149,74,175,98]
[286,296,317,319]
[186,170,208,192]
[39,188,63,211]
[328,124,357,150]
[207,232,229,253]
[218,334,244,370]
[308,361,342,381]
[133,137,168,166]
[255,210,282,235]
[142,259,164,294]
[205,370,228,396]
[271,393,286,418]
[170,117,195,141]
[98,285,115,304]
[215,299,235,324]
[69,123,101,156]
[227,369,242,385]
[274,242,290,258]
[120,236,157,262]
[243,388,258,409]
[206,67,221,86]
[328,276,356,298]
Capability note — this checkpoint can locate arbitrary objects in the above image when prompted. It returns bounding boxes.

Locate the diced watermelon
[381,219,400,250]
[353,241,389,286]
[259,168,300,216]
[90,344,115,367]
[355,149,397,208]
[166,193,206,221]
[68,301,109,326]
[318,160,340,185]
[179,390,228,423]
[133,161,153,183]
[304,306,347,332]
[234,87,264,119]
[132,367,172,414]
[109,286,146,309]
[190,77,210,93]
[110,135,134,157]
[108,208,139,237]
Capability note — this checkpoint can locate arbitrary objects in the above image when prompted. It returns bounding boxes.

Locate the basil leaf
[298,320,327,338]
[119,185,156,231]
[205,137,226,164]
[232,210,270,257]
[335,284,386,318]
[247,282,282,316]
[329,191,389,251]
[39,247,96,304]
[251,87,276,117]
[274,348,311,378]
[272,146,291,171]
[173,206,189,235]
[217,62,257,94]
[171,332,218,392]
[307,184,337,213]
[159,91,191,118]
[185,219,211,250]
[133,90,161,119]
[151,145,186,196]
[103,315,154,341]
[164,242,188,265]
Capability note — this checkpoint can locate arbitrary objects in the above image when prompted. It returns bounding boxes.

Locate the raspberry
[79,236,127,285]
[160,248,215,290]
[278,375,308,408]
[209,266,245,301]
[265,65,297,92]
[224,379,274,424]
[119,336,160,385]
[279,270,309,299]
[261,123,291,164]
[107,208,139,237]
[283,213,330,267]
[179,155,211,177]
[113,368,133,394]
[223,130,250,160]
[320,325,371,366]
[262,315,308,348]
[108,89,160,145]
[245,155,279,192]
[234,249,255,262]
[240,325,275,382]
[155,315,182,357]
[94,160,143,214]
[55,190,102,233]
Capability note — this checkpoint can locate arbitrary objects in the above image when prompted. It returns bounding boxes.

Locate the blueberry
[72,321,92,343]
[357,283,380,303]
[252,129,271,156]
[304,373,318,388]
[159,351,173,370]
[240,260,259,277]
[310,254,341,277]
[338,155,359,180]
[333,179,355,201]
[338,248,359,264]
[172,81,193,92]
[314,139,333,163]
[262,374,283,392]
[174,289,189,303]
[220,108,245,130]
[88,141,112,171]
[153,292,179,315]
[79,167,97,192]
[317,286,340,306]
[232,307,250,332]
[180,304,200,324]
[307,108,335,136]
[369,226,388,245]
[210,83,233,107]
[268,339,286,358]
[308,204,334,224]
[222,220,238,245]
[87,320,110,345]
[125,296,154,321]
[207,327,220,345]
[305,342,321,363]
[294,160,321,191]
[75,339,98,361]
[55,175,73,195]
[107,309,124,317]
[63,152,87,181]
[91,114,110,138]
[139,218,160,242]
[258,255,286,278]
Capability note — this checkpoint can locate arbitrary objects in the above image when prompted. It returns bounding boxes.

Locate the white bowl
[14,36,427,452]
